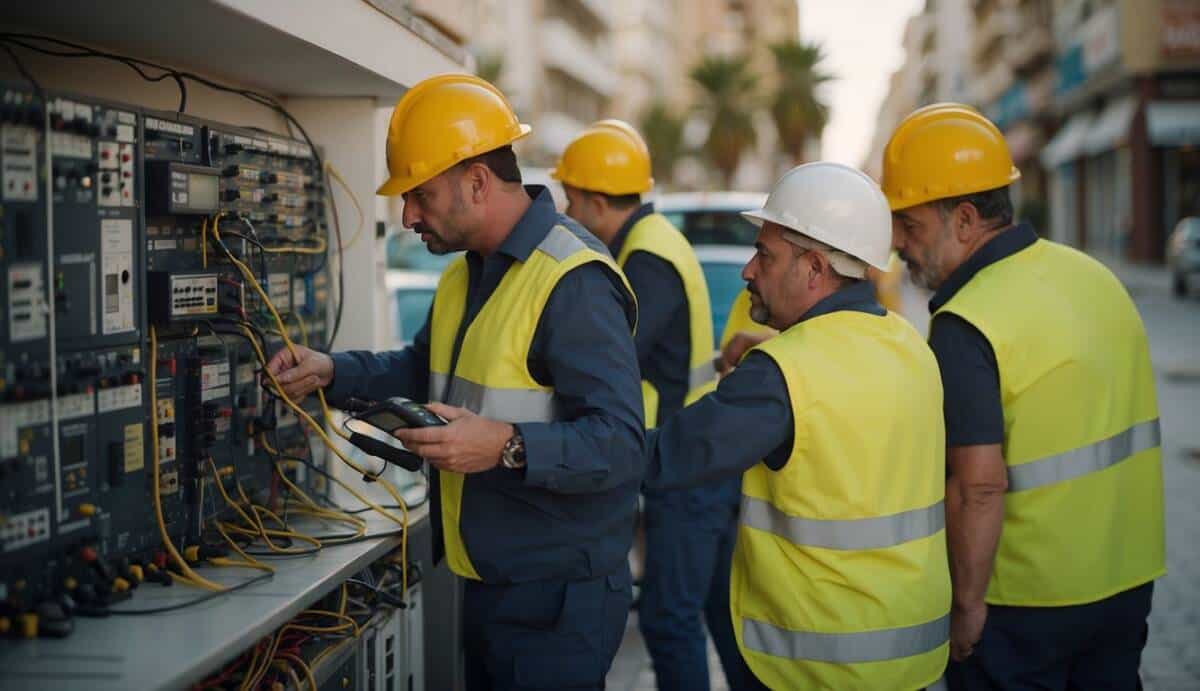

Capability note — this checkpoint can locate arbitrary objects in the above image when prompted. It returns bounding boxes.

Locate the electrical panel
[1,83,335,630]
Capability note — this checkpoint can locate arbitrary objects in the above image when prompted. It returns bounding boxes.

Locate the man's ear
[589,191,608,219]
[806,249,827,288]
[466,162,489,203]
[953,201,982,242]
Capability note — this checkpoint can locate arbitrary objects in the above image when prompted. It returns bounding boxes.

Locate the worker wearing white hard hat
[645,162,952,690]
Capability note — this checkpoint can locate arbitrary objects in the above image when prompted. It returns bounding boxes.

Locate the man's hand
[950,601,987,661]
[264,345,334,401]
[392,403,514,475]
[718,331,773,374]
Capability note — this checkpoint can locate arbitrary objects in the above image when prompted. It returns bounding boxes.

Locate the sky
[799,0,925,167]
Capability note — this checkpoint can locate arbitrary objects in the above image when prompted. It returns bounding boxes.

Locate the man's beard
[901,250,941,291]
[747,284,770,325]
[414,222,453,255]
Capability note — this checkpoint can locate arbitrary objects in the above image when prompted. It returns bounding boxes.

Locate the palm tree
[639,101,685,187]
[768,40,832,164]
[689,55,759,189]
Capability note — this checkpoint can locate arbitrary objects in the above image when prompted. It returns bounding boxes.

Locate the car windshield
[701,260,747,346]
[662,210,759,246]
[386,233,459,272]
[395,288,436,344]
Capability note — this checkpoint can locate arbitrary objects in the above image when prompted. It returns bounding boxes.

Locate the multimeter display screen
[362,410,408,432]
[188,172,219,211]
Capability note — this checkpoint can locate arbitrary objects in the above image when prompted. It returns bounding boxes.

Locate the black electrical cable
[0,41,44,98]
[0,32,346,352]
[0,35,186,111]
[274,454,429,513]
[104,572,274,615]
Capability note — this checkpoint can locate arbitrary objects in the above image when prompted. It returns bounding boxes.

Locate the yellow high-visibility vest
[734,310,950,690]
[934,239,1165,606]
[427,225,634,580]
[615,212,715,427]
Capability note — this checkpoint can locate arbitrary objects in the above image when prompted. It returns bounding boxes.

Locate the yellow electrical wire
[260,235,327,255]
[294,609,361,638]
[275,653,317,691]
[324,162,366,251]
[211,223,350,442]
[149,326,224,592]
[238,325,410,530]
[212,520,275,575]
[280,662,306,691]
[201,215,209,268]
[210,225,411,597]
[207,455,321,555]
[238,485,324,553]
[241,640,264,691]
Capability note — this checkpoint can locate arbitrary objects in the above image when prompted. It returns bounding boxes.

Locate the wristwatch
[501,429,526,470]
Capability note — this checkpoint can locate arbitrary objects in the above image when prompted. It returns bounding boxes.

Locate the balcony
[973,7,1018,68]
[540,18,619,97]
[972,59,1015,106]
[568,0,617,30]
[1026,66,1055,115]
[1007,24,1053,72]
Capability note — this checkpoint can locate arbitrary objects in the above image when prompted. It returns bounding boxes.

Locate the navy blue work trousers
[946,581,1154,691]
[639,478,759,690]
[462,565,632,691]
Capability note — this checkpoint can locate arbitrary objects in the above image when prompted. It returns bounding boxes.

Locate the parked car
[385,270,440,346]
[656,191,766,247]
[1168,216,1200,298]
[694,245,754,346]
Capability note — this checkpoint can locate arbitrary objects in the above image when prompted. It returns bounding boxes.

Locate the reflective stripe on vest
[689,358,717,391]
[742,612,950,664]
[740,495,945,551]
[537,225,586,261]
[428,372,556,423]
[1007,419,1160,493]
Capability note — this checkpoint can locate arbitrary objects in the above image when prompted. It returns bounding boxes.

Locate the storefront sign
[1056,5,1121,96]
[1163,0,1200,59]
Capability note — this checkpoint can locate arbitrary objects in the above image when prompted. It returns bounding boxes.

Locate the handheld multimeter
[355,397,447,433]
[344,397,446,473]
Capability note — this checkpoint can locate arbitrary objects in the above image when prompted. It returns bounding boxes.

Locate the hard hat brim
[741,208,891,271]
[376,124,533,197]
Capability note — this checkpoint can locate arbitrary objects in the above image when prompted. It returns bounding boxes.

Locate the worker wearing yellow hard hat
[553,120,750,690]
[884,103,1165,689]
[268,74,645,690]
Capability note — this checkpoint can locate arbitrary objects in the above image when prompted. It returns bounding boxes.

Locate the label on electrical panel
[201,362,231,402]
[268,273,290,310]
[236,363,256,385]
[50,132,92,159]
[124,423,144,473]
[1,125,38,202]
[101,218,135,334]
[98,383,142,413]
[144,117,194,137]
[292,278,308,310]
[56,393,96,420]
[8,263,47,342]
[0,399,49,459]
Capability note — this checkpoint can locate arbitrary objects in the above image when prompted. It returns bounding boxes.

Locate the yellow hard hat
[551,119,653,196]
[592,119,650,154]
[881,103,1020,211]
[376,74,531,196]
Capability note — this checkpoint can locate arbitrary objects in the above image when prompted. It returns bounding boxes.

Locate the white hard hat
[742,162,893,274]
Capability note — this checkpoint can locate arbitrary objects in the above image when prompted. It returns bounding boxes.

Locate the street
[1120,261,1200,691]
[609,260,1200,691]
